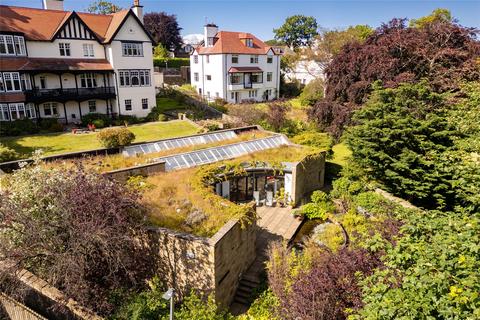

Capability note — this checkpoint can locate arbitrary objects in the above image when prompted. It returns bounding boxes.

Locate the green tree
[154,43,170,58]
[318,24,373,56]
[274,15,318,49]
[409,8,453,28]
[346,81,459,209]
[86,0,122,14]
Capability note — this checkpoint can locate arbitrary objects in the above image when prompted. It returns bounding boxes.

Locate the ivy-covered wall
[292,152,326,205]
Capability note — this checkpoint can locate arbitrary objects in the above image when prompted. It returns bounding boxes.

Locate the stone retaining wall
[148,215,256,307]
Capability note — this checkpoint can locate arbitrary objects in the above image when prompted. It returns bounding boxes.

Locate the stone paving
[230,205,303,314]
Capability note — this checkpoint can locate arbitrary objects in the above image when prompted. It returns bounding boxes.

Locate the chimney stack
[204,23,218,47]
[132,0,144,24]
[42,0,64,11]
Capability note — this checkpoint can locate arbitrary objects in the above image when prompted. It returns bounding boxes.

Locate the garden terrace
[142,145,320,237]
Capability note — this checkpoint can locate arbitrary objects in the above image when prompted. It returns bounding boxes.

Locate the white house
[0,0,156,124]
[190,24,281,103]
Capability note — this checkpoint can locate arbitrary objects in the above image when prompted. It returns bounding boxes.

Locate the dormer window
[245,38,253,47]
[207,37,215,46]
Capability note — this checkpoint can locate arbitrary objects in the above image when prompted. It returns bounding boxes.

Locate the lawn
[0,120,200,157]
[331,143,351,167]
[155,97,189,113]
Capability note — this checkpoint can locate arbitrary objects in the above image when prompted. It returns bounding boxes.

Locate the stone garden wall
[291,152,326,205]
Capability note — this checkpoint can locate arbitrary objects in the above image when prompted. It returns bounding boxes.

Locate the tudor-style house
[190,24,281,103]
[0,0,156,124]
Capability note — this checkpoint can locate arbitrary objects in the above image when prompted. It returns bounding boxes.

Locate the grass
[155,97,189,113]
[142,145,319,237]
[0,120,200,158]
[331,143,351,167]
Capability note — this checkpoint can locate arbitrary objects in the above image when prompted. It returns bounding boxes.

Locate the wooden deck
[256,205,303,241]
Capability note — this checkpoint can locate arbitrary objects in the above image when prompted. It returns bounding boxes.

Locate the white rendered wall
[26,39,105,59]
[107,15,156,118]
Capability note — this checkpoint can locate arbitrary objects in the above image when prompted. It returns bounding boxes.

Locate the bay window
[119,70,150,87]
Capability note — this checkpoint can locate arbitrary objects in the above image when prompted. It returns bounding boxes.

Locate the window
[267,57,273,63]
[39,76,46,89]
[59,43,71,56]
[119,70,150,87]
[207,37,215,46]
[122,42,143,56]
[0,104,9,121]
[0,74,4,92]
[3,72,21,92]
[125,99,132,111]
[245,38,253,47]
[251,72,263,83]
[8,103,34,120]
[230,92,234,99]
[230,73,242,84]
[14,36,26,56]
[194,55,198,64]
[206,75,212,81]
[142,98,148,110]
[194,72,199,82]
[20,74,31,90]
[88,100,96,113]
[43,102,58,117]
[250,55,258,63]
[80,73,97,88]
[130,71,139,86]
[206,55,210,63]
[267,72,273,82]
[82,44,94,57]
[248,90,258,98]
[215,92,219,98]
[231,55,238,63]
[5,36,15,55]
[25,103,35,118]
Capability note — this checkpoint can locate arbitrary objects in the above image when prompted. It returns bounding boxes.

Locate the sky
[3,0,480,40]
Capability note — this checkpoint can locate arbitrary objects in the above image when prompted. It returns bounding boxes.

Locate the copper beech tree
[0,164,154,315]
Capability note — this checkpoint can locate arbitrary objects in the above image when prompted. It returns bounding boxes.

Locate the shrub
[158,114,167,121]
[117,115,140,125]
[299,78,324,106]
[97,127,135,148]
[0,119,40,136]
[280,77,304,98]
[81,113,112,127]
[146,106,167,122]
[291,131,333,157]
[296,190,335,220]
[264,100,291,132]
[227,103,266,125]
[0,165,153,315]
[92,119,105,128]
[153,57,190,69]
[0,144,19,163]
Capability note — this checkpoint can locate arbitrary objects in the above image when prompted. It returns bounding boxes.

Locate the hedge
[153,58,190,69]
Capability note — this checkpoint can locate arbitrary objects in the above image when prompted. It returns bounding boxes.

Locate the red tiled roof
[228,67,263,73]
[0,57,113,72]
[196,31,275,55]
[0,5,133,43]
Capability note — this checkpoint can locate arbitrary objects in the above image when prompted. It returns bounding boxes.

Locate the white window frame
[194,55,198,64]
[82,43,94,57]
[194,72,199,82]
[119,70,150,87]
[250,55,259,63]
[80,73,97,88]
[59,43,71,56]
[13,36,26,56]
[0,74,4,92]
[88,100,96,113]
[246,38,253,47]
[125,99,132,111]
[142,98,148,110]
[3,72,21,92]
[267,72,273,82]
[267,56,273,63]
[122,42,143,57]
[20,74,31,90]
[0,104,9,121]
[231,55,239,63]
[43,102,58,117]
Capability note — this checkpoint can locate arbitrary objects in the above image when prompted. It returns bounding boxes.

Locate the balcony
[25,87,116,103]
